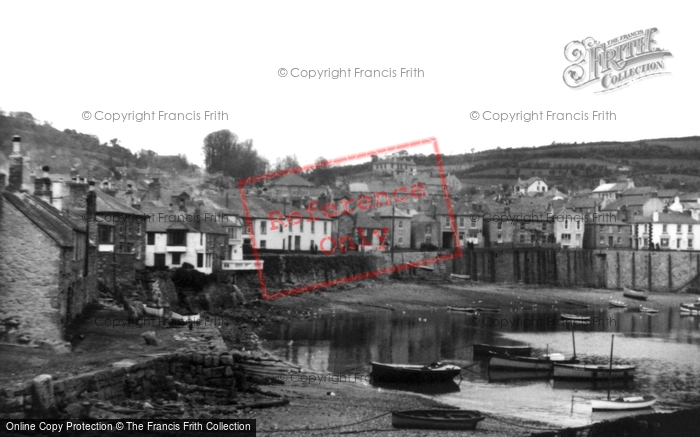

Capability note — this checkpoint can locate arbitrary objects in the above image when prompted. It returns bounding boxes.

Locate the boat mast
[607,334,614,401]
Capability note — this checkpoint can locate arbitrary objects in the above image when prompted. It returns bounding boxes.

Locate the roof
[348,183,369,193]
[268,173,313,187]
[3,191,86,247]
[620,187,655,196]
[95,190,145,215]
[374,205,412,218]
[411,213,437,223]
[602,196,663,211]
[565,198,601,209]
[679,192,700,202]
[657,189,680,198]
[631,212,700,224]
[593,182,620,193]
[352,210,384,229]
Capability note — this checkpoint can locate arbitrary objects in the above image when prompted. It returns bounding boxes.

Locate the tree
[202,130,268,180]
[309,156,335,186]
[274,154,300,172]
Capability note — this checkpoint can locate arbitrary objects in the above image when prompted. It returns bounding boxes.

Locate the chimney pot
[12,135,21,155]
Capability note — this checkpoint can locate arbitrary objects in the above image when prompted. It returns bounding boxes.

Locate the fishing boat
[680,302,700,314]
[560,314,591,322]
[450,273,470,280]
[473,344,531,357]
[447,306,477,313]
[370,362,461,384]
[488,352,579,371]
[639,306,659,314]
[609,300,627,308]
[623,288,649,301]
[391,409,485,430]
[553,363,635,380]
[591,335,654,411]
[591,395,657,411]
[476,307,501,313]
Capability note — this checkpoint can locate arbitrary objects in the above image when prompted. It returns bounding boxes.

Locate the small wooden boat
[450,273,470,280]
[560,314,591,322]
[391,409,485,430]
[609,300,627,308]
[476,307,501,313]
[591,395,657,411]
[473,344,531,357]
[370,362,461,384]
[170,310,200,324]
[623,288,649,301]
[143,303,167,317]
[417,265,434,272]
[639,306,659,314]
[447,306,476,313]
[489,352,579,371]
[680,302,700,314]
[553,363,635,380]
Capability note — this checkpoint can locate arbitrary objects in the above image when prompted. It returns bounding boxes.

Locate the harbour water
[259,302,700,427]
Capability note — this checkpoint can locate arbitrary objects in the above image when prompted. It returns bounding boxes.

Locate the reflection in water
[260,306,700,427]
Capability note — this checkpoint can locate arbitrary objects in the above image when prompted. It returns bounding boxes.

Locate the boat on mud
[391,409,485,430]
[488,352,579,371]
[553,363,635,380]
[623,288,649,301]
[370,361,461,384]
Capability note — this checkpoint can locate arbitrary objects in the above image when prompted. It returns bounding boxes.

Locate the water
[259,303,700,427]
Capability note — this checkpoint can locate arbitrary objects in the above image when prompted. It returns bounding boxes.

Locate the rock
[38,339,72,354]
[141,332,159,346]
[31,375,58,418]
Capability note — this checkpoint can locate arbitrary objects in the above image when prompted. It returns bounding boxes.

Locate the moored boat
[476,307,501,313]
[609,300,627,308]
[473,343,531,357]
[447,306,476,313]
[639,306,659,314]
[370,362,461,384]
[680,302,700,314]
[623,288,649,301]
[417,265,434,272]
[553,363,635,380]
[560,314,591,322]
[450,273,470,280]
[488,352,579,371]
[391,409,485,430]
[591,395,657,411]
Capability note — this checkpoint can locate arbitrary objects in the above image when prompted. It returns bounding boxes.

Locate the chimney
[8,135,23,192]
[70,167,78,179]
[651,190,658,198]
[652,211,659,222]
[34,165,53,204]
[168,203,174,213]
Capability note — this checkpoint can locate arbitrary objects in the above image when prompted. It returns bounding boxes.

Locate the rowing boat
[391,409,485,430]
[609,300,627,308]
[639,306,659,314]
[680,302,700,314]
[560,314,591,322]
[591,395,657,411]
[473,344,531,357]
[553,363,635,380]
[623,288,649,301]
[450,273,470,280]
[447,306,477,313]
[370,362,461,384]
[488,352,579,371]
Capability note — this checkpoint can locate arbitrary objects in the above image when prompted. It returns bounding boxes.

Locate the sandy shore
[230,279,697,436]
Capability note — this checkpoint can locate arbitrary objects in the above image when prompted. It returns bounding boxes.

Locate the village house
[336,210,387,252]
[0,135,97,347]
[265,173,314,207]
[591,178,634,200]
[372,155,417,177]
[141,204,228,273]
[582,211,634,249]
[512,177,548,196]
[631,211,700,251]
[373,205,412,249]
[410,213,440,248]
[433,203,485,249]
[552,208,585,248]
[482,201,556,247]
[600,195,665,222]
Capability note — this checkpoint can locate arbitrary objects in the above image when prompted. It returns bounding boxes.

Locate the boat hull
[680,303,700,314]
[560,314,591,322]
[447,306,476,313]
[553,364,635,380]
[489,353,579,371]
[623,288,648,301]
[370,362,461,384]
[392,410,484,430]
[591,396,656,411]
[474,344,531,357]
[609,300,627,308]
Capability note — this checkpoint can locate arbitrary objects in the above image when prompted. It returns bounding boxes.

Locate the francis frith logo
[563,28,672,92]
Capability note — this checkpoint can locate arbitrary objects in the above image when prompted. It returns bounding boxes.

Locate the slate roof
[268,173,313,187]
[631,212,700,224]
[565,197,601,209]
[411,213,437,223]
[3,191,87,247]
[620,186,655,196]
[602,196,661,211]
[95,190,145,215]
[352,210,384,229]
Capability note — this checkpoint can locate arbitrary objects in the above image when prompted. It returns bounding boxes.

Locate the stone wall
[0,351,245,419]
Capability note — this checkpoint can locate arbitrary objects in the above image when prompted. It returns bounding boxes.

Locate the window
[576,220,581,230]
[617,237,622,245]
[197,253,204,268]
[520,222,526,230]
[311,221,315,233]
[689,238,694,248]
[599,236,605,245]
[300,221,304,232]
[206,253,212,268]
[497,233,502,243]
[227,227,240,240]
[599,225,605,233]
[324,222,328,234]
[497,221,503,231]
[167,230,187,246]
[661,238,669,247]
[399,220,404,229]
[425,224,432,234]
[459,217,465,228]
[520,234,526,243]
[260,240,266,248]
[471,219,478,229]
[444,217,450,227]
[98,226,114,244]
[200,233,203,245]
[662,224,668,233]
[562,234,571,241]
[541,223,547,231]
[677,238,681,249]
[260,220,267,235]
[425,235,432,244]
[678,225,683,234]
[690,225,695,234]
[459,232,464,241]
[398,236,403,244]
[242,224,249,235]
[147,232,155,245]
[172,253,181,265]
[564,220,569,230]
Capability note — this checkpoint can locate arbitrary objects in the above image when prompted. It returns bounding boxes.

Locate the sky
[1,1,697,169]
